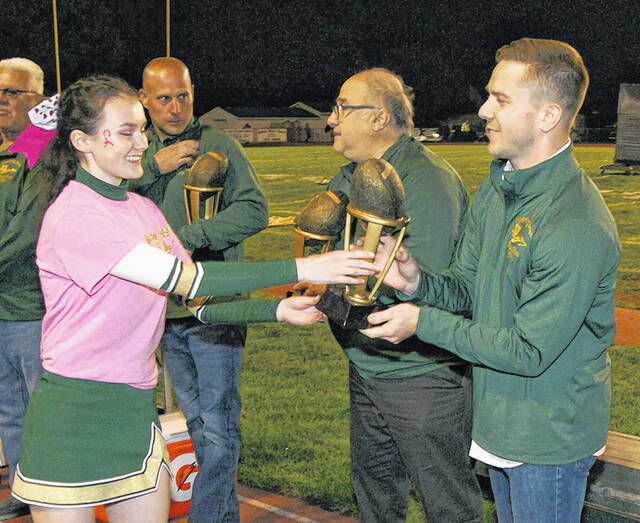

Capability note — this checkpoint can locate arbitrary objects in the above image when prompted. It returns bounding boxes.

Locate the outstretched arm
[110,243,377,299]
[188,295,325,325]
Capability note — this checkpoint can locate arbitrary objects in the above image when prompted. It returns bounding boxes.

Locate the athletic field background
[217,144,640,520]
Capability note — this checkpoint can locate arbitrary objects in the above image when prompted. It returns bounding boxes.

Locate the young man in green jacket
[132,57,269,523]
[0,57,48,521]
[363,39,621,522]
[323,68,483,522]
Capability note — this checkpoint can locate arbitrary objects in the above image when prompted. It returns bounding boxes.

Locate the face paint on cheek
[102,129,114,147]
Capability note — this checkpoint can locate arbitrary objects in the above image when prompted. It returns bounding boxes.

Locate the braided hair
[39,75,138,204]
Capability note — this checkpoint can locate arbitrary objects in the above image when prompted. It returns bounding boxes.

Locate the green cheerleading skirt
[12,371,170,508]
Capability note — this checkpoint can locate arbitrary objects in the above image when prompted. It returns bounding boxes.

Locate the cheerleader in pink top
[12,76,376,523]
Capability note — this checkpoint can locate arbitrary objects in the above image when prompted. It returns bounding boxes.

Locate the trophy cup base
[317,288,380,329]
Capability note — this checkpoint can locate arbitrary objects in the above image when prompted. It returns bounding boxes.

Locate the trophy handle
[184,189,193,225]
[344,213,411,306]
[294,233,306,258]
[184,186,224,224]
[204,191,223,221]
[366,221,409,301]
[189,191,200,224]
[321,239,335,254]
[346,222,383,304]
[293,227,339,258]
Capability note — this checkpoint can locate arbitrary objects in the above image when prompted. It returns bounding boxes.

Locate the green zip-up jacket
[131,118,269,319]
[327,135,468,379]
[0,151,46,320]
[406,145,620,463]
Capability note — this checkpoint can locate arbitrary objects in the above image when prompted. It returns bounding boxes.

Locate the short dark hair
[496,38,588,127]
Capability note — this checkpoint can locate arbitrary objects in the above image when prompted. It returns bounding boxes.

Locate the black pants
[349,363,483,523]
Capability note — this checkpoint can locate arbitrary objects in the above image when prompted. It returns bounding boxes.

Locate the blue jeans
[162,317,246,523]
[488,455,597,523]
[349,363,483,522]
[0,319,42,486]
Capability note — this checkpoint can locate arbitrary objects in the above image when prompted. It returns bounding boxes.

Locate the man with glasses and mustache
[321,68,483,522]
[0,57,48,521]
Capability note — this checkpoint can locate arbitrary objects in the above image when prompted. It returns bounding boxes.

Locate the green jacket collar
[148,117,202,147]
[382,134,412,162]
[489,144,579,198]
[75,166,128,201]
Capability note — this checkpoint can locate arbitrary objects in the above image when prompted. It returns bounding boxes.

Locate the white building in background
[289,101,332,118]
[199,102,332,144]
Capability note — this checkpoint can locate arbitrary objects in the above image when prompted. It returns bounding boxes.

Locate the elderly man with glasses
[0,60,43,151]
[0,57,48,521]
[320,68,483,522]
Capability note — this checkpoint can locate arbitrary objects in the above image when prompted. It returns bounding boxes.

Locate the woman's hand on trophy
[276,295,326,325]
[295,249,377,284]
[373,236,421,295]
[359,303,421,344]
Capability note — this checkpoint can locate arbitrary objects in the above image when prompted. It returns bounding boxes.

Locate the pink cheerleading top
[37,179,190,389]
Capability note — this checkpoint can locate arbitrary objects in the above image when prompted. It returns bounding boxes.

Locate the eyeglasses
[0,88,37,99]
[331,104,380,121]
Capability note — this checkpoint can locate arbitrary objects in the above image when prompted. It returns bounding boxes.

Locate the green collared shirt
[75,166,128,201]
[327,135,469,379]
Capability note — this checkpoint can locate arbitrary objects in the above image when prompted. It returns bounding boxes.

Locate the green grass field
[223,144,639,520]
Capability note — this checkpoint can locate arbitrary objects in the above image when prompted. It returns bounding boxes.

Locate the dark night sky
[4,0,640,127]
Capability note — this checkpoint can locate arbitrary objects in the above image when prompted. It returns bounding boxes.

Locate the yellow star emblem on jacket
[0,159,21,182]
[508,216,533,258]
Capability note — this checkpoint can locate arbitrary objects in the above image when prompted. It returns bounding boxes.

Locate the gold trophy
[294,190,349,257]
[317,158,410,329]
[183,151,229,224]
[289,191,348,297]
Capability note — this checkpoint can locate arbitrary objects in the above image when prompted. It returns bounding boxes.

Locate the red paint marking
[103,129,114,147]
